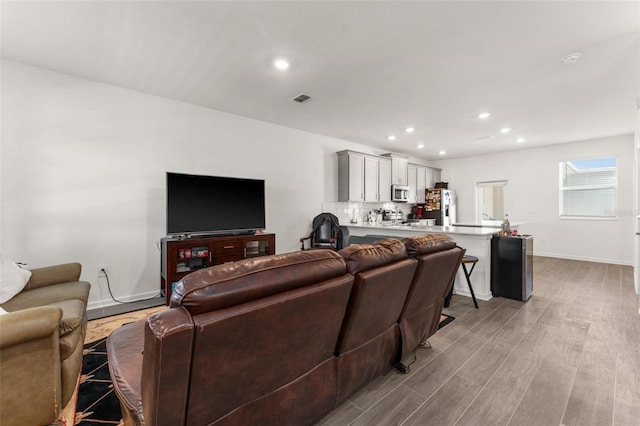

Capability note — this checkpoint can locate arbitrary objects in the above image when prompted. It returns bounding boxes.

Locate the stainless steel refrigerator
[424,189,457,226]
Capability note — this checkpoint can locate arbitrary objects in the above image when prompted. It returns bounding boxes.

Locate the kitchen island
[345,223,504,301]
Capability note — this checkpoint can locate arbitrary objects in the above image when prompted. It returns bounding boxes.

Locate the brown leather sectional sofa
[107,234,463,426]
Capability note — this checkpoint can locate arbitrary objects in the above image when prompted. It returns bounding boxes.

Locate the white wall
[436,135,636,265]
[3,61,635,310]
[635,99,640,294]
[2,60,429,309]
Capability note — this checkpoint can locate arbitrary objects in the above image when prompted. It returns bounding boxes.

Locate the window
[559,157,617,218]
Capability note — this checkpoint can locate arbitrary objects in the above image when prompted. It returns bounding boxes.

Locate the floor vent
[292,94,311,103]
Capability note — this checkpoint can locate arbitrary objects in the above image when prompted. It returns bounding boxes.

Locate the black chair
[300,213,343,250]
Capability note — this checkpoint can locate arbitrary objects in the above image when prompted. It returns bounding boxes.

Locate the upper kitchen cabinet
[338,151,392,203]
[338,151,365,202]
[408,164,427,204]
[428,168,442,188]
[378,158,392,202]
[364,156,379,202]
[417,167,427,203]
[408,164,443,203]
[382,153,409,186]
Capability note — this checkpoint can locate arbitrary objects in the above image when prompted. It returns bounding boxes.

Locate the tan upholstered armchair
[0,263,90,426]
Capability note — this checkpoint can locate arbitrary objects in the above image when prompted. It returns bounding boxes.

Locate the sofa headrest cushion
[403,234,456,256]
[171,250,348,315]
[338,238,408,274]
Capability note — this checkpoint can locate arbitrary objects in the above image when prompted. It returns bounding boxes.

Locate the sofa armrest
[0,306,64,426]
[0,305,62,348]
[24,262,82,291]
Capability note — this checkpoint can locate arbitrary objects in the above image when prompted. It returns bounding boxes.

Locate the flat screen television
[166,172,266,237]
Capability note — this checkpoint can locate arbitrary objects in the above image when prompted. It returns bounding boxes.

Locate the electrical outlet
[97,264,108,277]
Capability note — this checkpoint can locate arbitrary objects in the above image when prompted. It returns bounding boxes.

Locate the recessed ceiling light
[500,127,511,134]
[274,58,290,70]
[562,52,582,65]
[406,127,415,133]
[388,135,396,141]
[478,112,491,119]
[516,137,525,143]
[439,150,446,156]
[417,144,424,149]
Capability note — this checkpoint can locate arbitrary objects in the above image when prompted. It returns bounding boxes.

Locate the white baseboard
[534,252,633,266]
[87,290,162,310]
[87,291,165,320]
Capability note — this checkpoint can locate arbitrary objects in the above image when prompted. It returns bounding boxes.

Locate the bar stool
[444,255,479,309]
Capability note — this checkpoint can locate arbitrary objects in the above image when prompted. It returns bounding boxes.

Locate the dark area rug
[75,314,455,424]
[76,338,122,425]
[438,314,455,329]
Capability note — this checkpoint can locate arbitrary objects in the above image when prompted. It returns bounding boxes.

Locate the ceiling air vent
[292,94,311,103]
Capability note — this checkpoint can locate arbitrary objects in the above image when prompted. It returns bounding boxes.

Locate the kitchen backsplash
[322,201,412,225]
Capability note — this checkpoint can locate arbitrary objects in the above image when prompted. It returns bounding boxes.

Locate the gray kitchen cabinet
[416,166,427,203]
[408,164,428,204]
[378,158,392,202]
[338,151,392,202]
[338,151,365,202]
[364,156,379,202]
[432,168,442,185]
[408,164,418,203]
[383,153,409,186]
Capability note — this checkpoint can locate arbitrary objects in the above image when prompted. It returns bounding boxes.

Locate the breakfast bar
[345,223,501,301]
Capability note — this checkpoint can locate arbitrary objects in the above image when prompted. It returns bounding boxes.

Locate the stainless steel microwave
[391,184,410,202]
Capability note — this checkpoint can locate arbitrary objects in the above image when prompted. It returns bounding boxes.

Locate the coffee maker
[411,205,424,219]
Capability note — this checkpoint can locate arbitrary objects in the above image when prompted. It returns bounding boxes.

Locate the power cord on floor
[100,268,161,304]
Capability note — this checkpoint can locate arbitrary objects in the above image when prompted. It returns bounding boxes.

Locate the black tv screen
[166,172,266,236]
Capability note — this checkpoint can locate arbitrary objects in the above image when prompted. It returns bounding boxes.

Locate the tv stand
[170,230,260,241]
[161,233,276,304]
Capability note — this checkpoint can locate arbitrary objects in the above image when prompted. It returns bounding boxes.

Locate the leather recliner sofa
[334,238,417,402]
[397,234,465,370]
[107,234,462,426]
[0,263,91,426]
[108,250,355,426]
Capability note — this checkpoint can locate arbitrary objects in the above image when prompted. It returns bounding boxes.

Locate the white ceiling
[1,1,638,160]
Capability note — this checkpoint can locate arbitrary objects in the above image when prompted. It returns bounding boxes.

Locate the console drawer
[213,239,243,254]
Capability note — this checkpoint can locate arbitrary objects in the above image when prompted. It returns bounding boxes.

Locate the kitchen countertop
[452,222,525,228]
[345,222,499,300]
[345,222,501,237]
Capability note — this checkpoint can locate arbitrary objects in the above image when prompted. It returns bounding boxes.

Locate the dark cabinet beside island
[491,235,533,301]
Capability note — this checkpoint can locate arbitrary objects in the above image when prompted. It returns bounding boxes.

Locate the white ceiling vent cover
[292,94,311,103]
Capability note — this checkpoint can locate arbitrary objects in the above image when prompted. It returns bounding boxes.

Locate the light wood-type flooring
[87,256,639,425]
[317,256,639,426]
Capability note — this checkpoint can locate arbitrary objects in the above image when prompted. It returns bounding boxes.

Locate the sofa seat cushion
[48,299,86,336]
[107,320,146,426]
[1,289,88,359]
[0,281,90,312]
